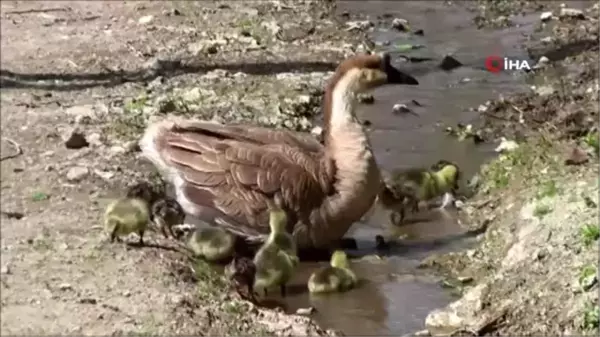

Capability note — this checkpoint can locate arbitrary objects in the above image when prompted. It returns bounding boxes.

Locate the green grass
[583,131,599,155]
[533,203,553,219]
[581,223,600,246]
[582,302,599,332]
[536,180,561,199]
[31,191,50,201]
[480,135,562,193]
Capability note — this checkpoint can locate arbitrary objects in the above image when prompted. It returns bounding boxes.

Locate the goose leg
[110,225,119,243]
[439,192,454,209]
[280,284,287,298]
[411,199,419,214]
[138,230,145,246]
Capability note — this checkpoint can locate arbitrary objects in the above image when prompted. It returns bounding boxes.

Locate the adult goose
[139,53,418,256]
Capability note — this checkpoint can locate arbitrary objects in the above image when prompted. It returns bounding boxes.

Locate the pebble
[295,307,316,315]
[1,264,11,275]
[66,166,89,182]
[559,8,585,19]
[138,15,154,24]
[310,126,323,138]
[357,93,374,104]
[58,283,73,291]
[392,103,412,114]
[87,133,103,146]
[438,55,462,71]
[391,18,409,31]
[345,20,372,31]
[540,11,553,22]
[63,130,89,149]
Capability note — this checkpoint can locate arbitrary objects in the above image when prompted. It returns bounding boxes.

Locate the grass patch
[581,223,600,246]
[533,203,552,219]
[194,259,228,300]
[31,191,50,202]
[480,134,562,193]
[582,302,600,332]
[583,130,599,155]
[578,264,598,292]
[106,95,150,141]
[536,180,561,199]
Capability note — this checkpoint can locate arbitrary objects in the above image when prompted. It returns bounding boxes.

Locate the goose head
[331,52,419,94]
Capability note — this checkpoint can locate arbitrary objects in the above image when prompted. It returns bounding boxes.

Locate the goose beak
[386,64,419,85]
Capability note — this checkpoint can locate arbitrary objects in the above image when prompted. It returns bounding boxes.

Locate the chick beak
[386,63,418,85]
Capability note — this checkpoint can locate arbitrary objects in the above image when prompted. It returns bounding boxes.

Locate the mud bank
[421,2,599,336]
[0,1,364,335]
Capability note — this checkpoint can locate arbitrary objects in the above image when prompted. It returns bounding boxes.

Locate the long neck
[316,71,382,245]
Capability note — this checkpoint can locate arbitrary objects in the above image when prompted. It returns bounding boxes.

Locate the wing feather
[150,119,335,237]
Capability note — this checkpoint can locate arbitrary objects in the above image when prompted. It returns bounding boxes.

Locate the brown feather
[154,121,335,242]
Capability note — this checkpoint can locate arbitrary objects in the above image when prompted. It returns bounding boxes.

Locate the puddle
[281,1,538,335]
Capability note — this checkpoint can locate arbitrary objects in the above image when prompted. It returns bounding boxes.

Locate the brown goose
[139,53,418,252]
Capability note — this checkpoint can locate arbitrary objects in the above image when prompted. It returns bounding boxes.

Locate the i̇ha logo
[485,55,531,73]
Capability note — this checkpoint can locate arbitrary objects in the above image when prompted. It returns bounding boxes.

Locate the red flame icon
[485,55,503,73]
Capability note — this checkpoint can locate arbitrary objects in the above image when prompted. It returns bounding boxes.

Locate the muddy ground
[0,1,365,335]
[421,1,599,336]
[0,0,598,336]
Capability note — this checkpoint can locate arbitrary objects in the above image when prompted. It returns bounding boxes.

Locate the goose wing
[140,118,336,243]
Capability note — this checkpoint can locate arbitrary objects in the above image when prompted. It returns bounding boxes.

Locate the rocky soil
[421,2,599,336]
[0,1,367,335]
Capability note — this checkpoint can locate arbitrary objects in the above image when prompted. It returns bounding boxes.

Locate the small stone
[454,200,465,209]
[357,93,374,104]
[345,20,372,31]
[439,55,462,71]
[74,114,92,125]
[414,29,424,36]
[122,290,131,297]
[109,146,126,156]
[565,146,590,166]
[535,85,554,96]
[1,264,11,275]
[477,104,488,113]
[392,103,412,114]
[65,105,96,120]
[79,297,98,305]
[581,273,598,291]
[66,166,89,182]
[93,169,115,181]
[391,18,409,31]
[123,140,140,153]
[296,307,316,315]
[59,283,73,291]
[540,36,553,43]
[64,130,89,149]
[87,133,103,146]
[559,8,585,19]
[495,137,519,153]
[540,11,553,22]
[138,15,154,24]
[310,126,323,138]
[457,276,473,284]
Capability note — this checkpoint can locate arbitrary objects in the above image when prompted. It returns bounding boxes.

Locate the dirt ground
[421,2,599,336]
[0,1,365,335]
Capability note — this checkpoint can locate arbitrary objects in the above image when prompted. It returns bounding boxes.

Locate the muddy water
[281,1,536,335]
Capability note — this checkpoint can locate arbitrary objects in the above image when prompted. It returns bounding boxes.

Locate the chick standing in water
[253,202,299,298]
[308,250,357,294]
[186,225,237,262]
[104,197,150,245]
[378,160,461,225]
